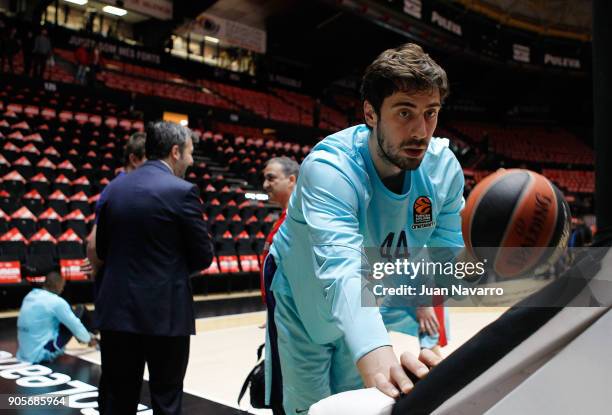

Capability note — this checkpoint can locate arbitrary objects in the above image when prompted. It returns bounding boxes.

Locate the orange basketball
[462,169,571,278]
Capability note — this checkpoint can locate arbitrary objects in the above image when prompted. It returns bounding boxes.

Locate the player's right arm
[52,299,91,344]
[300,159,390,359]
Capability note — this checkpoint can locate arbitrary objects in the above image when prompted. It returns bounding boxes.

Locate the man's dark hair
[123,132,146,167]
[144,121,192,160]
[43,271,64,290]
[360,43,449,119]
[265,156,300,178]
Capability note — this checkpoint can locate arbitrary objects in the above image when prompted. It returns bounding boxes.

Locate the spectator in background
[85,11,94,33]
[313,98,321,128]
[95,122,214,415]
[260,157,299,303]
[1,25,10,70]
[129,91,139,115]
[570,220,593,248]
[261,156,299,415]
[1,26,21,74]
[74,42,90,84]
[83,132,147,280]
[20,28,34,76]
[17,271,97,363]
[88,43,102,86]
[32,27,52,79]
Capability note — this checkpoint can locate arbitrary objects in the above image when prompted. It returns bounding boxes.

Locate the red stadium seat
[10,206,38,239]
[48,190,69,216]
[28,227,57,257]
[2,170,26,196]
[62,209,89,239]
[38,207,63,237]
[57,229,85,259]
[53,173,72,196]
[0,227,28,260]
[22,189,44,215]
[69,191,91,215]
[12,156,33,179]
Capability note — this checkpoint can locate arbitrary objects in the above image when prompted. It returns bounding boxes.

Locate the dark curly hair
[360,43,449,119]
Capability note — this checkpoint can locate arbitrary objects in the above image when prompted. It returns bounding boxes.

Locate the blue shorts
[272,288,363,414]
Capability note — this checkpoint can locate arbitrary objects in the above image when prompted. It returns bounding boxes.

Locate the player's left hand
[371,348,443,398]
[88,335,99,348]
[417,348,443,368]
[396,348,443,386]
[416,306,439,337]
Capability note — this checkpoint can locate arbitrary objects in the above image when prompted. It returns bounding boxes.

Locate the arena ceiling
[202,0,288,30]
[127,0,594,94]
[198,0,592,38]
[456,0,592,40]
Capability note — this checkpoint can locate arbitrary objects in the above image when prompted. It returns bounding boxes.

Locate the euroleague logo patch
[412,196,435,229]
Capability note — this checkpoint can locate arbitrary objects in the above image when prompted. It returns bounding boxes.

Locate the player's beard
[376,123,425,171]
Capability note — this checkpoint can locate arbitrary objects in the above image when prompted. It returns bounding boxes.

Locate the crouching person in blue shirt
[17,271,97,363]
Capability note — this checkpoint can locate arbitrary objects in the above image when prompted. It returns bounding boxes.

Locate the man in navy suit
[95,121,214,415]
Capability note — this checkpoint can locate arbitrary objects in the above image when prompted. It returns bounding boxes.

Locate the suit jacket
[95,160,214,336]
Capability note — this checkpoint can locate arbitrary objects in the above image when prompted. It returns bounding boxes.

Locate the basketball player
[17,271,97,363]
[265,43,464,413]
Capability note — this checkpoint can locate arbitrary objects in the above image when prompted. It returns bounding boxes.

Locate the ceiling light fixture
[102,5,127,16]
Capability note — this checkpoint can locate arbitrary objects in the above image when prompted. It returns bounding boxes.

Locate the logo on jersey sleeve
[412,195,435,229]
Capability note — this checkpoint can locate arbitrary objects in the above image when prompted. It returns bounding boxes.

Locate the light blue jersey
[269,124,464,413]
[17,289,90,363]
[271,124,464,360]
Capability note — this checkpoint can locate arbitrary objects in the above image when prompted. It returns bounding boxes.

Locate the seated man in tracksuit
[17,271,97,363]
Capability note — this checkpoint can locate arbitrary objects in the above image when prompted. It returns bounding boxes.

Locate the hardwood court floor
[66,307,505,414]
[0,294,504,415]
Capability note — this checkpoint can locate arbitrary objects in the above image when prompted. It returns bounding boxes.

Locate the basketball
[462,169,571,278]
